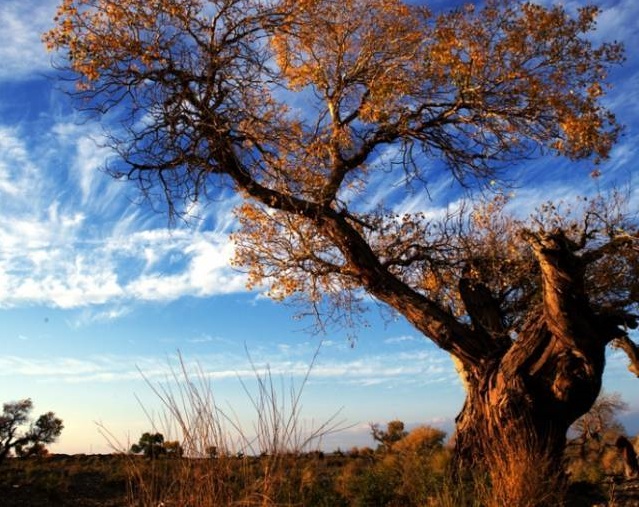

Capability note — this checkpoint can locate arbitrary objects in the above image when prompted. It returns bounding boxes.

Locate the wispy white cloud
[51,122,120,209]
[591,0,639,45]
[67,306,132,329]
[0,120,248,311]
[187,334,227,344]
[0,0,58,81]
[0,0,249,314]
[0,355,134,380]
[384,334,417,344]
[210,348,455,388]
[0,344,457,387]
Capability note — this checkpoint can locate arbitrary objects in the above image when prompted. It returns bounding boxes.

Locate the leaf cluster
[44,0,623,209]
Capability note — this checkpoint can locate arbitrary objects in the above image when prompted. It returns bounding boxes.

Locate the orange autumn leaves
[44,0,625,306]
[44,0,203,89]
[268,0,621,163]
[44,0,623,165]
[270,0,425,123]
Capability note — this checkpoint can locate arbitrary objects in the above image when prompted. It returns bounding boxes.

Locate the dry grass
[478,421,568,507]
[94,350,635,506]
[101,346,347,506]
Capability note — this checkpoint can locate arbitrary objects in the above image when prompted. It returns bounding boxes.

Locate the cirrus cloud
[0,121,247,311]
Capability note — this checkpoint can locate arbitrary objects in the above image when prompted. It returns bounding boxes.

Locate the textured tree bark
[225,140,637,502]
[451,337,606,505]
[449,230,611,504]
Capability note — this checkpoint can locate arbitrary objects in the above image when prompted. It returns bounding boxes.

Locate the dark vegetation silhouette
[130,432,166,459]
[0,399,63,464]
[44,0,639,502]
[130,432,184,458]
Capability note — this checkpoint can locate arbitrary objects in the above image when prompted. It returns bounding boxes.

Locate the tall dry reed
[102,346,347,506]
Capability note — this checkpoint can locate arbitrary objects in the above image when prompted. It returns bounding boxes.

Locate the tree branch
[581,232,639,265]
[611,336,639,377]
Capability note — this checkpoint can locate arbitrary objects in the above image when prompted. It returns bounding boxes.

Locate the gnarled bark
[451,229,615,504]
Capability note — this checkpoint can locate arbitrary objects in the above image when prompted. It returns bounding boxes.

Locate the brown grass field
[1,450,639,507]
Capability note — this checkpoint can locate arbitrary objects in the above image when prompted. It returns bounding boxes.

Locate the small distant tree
[371,420,408,453]
[0,399,63,463]
[163,440,184,458]
[130,432,166,459]
[567,391,632,480]
[571,391,627,449]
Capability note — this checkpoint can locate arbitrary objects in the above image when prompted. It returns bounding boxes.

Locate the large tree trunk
[451,342,605,505]
[452,336,604,505]
[450,230,610,506]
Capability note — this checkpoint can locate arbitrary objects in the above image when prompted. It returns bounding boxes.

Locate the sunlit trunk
[449,230,610,505]
[452,340,604,505]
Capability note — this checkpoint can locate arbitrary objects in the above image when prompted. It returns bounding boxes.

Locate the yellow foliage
[394,425,446,455]
[43,0,627,341]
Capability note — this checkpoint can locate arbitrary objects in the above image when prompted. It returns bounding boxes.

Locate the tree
[45,0,638,499]
[571,391,627,450]
[568,391,639,481]
[163,439,185,458]
[371,420,408,453]
[567,391,629,480]
[0,399,64,463]
[130,432,166,458]
[393,425,446,455]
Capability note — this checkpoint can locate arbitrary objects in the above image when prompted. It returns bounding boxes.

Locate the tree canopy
[43,0,632,355]
[0,399,64,463]
[130,431,167,458]
[371,420,408,453]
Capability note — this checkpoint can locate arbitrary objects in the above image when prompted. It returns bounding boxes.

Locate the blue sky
[0,0,638,455]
